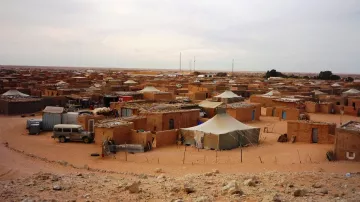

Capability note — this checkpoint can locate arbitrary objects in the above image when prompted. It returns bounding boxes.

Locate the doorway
[282,111,287,120]
[88,119,95,133]
[169,119,175,130]
[312,128,318,143]
[252,110,256,120]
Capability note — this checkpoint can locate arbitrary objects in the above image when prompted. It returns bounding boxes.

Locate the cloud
[0,0,360,73]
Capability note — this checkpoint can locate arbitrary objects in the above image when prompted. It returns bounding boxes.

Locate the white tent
[181,113,260,150]
[124,80,138,84]
[343,89,360,95]
[312,90,327,95]
[214,90,241,98]
[55,81,69,86]
[1,90,29,97]
[263,90,281,96]
[138,86,160,93]
[331,83,341,87]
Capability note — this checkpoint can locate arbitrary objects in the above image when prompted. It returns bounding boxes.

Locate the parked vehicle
[26,119,43,129]
[52,124,94,143]
[28,123,41,135]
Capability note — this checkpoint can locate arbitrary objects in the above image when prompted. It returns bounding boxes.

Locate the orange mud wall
[334,129,360,161]
[155,129,178,147]
[287,121,335,144]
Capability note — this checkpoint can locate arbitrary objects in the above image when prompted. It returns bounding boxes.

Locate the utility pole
[194,56,196,71]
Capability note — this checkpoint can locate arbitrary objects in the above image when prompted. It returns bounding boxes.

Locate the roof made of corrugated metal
[43,106,64,113]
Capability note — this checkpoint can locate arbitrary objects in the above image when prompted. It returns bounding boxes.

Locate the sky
[1,0,360,73]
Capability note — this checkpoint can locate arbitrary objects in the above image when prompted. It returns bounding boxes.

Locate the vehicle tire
[83,137,90,144]
[59,136,66,143]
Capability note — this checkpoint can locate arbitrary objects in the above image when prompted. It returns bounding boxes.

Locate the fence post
[241,148,243,163]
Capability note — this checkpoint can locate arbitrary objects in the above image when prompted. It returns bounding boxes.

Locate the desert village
[1,67,360,201]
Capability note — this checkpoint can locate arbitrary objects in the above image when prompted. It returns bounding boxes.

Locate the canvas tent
[331,83,341,87]
[214,90,243,103]
[215,90,241,98]
[343,89,360,95]
[312,90,327,96]
[1,90,29,97]
[138,86,160,93]
[124,80,138,84]
[181,113,260,150]
[263,90,281,97]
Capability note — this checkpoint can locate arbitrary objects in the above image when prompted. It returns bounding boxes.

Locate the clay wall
[334,129,360,161]
[130,130,152,146]
[155,129,178,147]
[287,121,335,144]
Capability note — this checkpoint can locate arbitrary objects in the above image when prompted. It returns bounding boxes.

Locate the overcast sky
[1,0,360,73]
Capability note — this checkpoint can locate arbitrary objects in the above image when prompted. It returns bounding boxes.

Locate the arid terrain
[1,113,360,201]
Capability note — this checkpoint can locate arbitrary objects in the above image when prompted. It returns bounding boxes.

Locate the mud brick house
[287,120,336,144]
[187,83,216,99]
[141,109,200,132]
[94,120,134,145]
[272,97,302,108]
[343,96,360,116]
[266,106,300,120]
[334,121,360,161]
[249,90,281,107]
[198,100,224,118]
[77,114,105,132]
[143,91,173,101]
[226,102,261,122]
[305,101,337,114]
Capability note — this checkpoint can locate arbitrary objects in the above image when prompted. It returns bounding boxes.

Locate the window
[121,108,133,117]
[72,128,79,133]
[63,128,71,132]
[336,102,340,105]
[54,128,62,132]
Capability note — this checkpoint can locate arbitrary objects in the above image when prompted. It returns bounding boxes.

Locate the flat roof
[54,124,82,128]
[340,121,360,132]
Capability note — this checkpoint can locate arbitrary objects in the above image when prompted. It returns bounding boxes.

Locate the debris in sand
[126,181,141,193]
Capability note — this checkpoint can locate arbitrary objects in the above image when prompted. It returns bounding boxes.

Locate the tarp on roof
[263,90,281,96]
[124,80,138,84]
[138,86,160,93]
[214,90,241,98]
[43,106,64,114]
[343,88,360,94]
[1,90,29,97]
[198,100,223,109]
[182,113,255,135]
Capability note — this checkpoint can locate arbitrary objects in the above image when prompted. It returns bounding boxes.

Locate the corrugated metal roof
[43,106,64,113]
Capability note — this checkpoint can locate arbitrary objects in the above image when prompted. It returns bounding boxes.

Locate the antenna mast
[232,59,234,74]
[179,52,182,72]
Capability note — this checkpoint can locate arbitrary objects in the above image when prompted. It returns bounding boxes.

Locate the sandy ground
[0,113,360,201]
